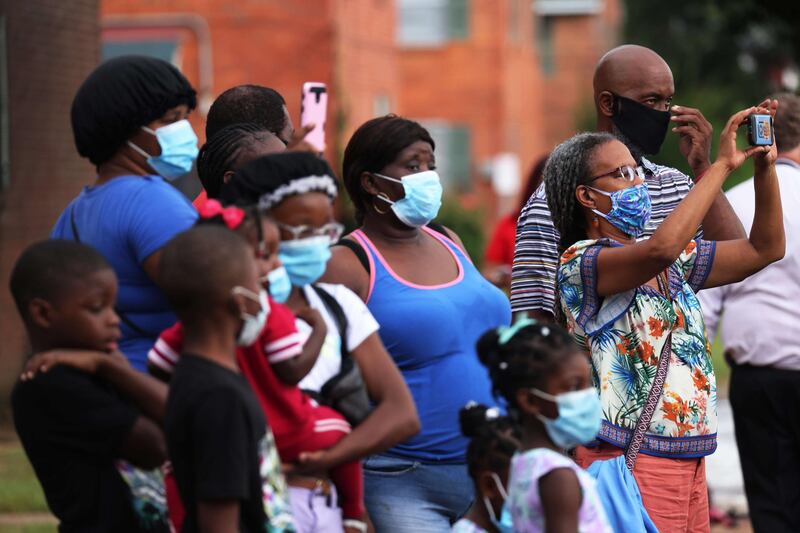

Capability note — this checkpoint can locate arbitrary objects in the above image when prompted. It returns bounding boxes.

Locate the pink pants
[575,442,710,533]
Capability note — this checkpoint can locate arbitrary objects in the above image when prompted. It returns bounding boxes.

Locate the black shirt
[12,366,143,533]
[165,354,294,533]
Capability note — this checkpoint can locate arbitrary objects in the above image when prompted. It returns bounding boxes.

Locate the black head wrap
[71,55,197,166]
[220,152,338,210]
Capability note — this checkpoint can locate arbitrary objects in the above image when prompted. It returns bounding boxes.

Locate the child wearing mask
[10,240,169,532]
[149,202,368,533]
[477,319,612,533]
[160,225,295,532]
[452,403,520,533]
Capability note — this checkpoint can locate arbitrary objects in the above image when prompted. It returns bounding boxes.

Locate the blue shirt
[352,227,511,463]
[51,176,197,370]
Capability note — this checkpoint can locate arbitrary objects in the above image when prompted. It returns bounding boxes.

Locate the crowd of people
[7,41,798,533]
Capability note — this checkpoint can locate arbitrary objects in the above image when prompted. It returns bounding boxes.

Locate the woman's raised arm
[594,106,771,297]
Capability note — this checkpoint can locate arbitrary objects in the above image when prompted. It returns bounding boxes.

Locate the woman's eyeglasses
[277,222,344,242]
[587,165,645,183]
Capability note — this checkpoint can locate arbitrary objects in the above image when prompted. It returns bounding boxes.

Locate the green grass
[0,444,49,513]
[0,525,56,533]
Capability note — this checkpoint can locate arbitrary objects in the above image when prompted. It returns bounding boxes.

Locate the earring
[372,193,391,215]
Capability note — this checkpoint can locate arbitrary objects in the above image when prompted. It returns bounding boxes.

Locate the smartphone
[747,114,773,146]
[300,82,328,153]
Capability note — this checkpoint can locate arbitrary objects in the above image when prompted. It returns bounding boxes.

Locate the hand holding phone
[300,82,327,153]
[747,114,774,146]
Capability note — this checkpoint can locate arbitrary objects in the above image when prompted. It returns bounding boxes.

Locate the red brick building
[99,0,619,205]
[0,0,100,406]
[101,0,399,166]
[0,0,620,399]
[397,0,619,216]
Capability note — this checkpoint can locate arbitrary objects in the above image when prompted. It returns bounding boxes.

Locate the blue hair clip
[497,317,538,345]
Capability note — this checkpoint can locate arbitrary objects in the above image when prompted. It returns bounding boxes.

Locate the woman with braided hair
[545,102,785,531]
[193,122,286,207]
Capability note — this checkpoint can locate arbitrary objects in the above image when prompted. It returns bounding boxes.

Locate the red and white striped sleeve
[147,322,184,375]
[261,299,303,364]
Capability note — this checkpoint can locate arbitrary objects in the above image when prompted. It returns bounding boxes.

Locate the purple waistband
[594,420,717,458]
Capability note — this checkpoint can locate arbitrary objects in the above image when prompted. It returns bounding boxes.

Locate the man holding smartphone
[510,44,745,321]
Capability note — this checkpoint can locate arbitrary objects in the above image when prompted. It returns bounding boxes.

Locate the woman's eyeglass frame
[586,165,645,183]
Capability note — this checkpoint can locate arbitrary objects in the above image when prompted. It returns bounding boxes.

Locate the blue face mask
[484,473,514,533]
[589,183,651,238]
[266,266,292,303]
[279,236,332,287]
[374,170,443,228]
[128,119,199,181]
[531,387,602,449]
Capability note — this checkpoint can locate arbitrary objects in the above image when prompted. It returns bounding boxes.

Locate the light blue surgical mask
[265,266,292,303]
[374,170,443,228]
[279,236,332,287]
[588,183,651,238]
[484,473,514,533]
[531,387,602,449]
[128,119,199,181]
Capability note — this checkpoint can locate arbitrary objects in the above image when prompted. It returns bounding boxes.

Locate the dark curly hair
[459,402,520,481]
[477,321,582,416]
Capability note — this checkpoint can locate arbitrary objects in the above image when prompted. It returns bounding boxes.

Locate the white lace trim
[257,175,338,210]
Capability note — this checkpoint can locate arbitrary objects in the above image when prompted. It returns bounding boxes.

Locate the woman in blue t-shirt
[323,115,512,531]
[51,56,199,371]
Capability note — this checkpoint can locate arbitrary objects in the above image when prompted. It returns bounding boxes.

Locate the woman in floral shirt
[544,103,784,532]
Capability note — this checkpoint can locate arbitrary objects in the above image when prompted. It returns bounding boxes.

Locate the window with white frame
[419,120,471,191]
[397,0,469,47]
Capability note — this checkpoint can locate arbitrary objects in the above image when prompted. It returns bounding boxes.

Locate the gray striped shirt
[510,158,701,314]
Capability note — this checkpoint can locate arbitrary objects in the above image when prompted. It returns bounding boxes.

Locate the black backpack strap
[70,205,151,338]
[334,237,370,275]
[426,222,450,239]
[311,284,350,363]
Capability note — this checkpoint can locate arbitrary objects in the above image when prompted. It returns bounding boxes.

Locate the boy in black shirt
[10,240,169,532]
[160,226,295,532]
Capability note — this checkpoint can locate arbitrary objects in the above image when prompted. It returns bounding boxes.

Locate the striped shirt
[510,158,701,314]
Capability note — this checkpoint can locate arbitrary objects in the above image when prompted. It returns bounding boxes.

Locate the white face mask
[231,287,270,347]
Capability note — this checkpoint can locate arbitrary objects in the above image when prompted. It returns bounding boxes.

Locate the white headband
[257,175,338,211]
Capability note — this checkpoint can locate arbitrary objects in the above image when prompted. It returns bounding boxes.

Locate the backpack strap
[69,206,152,338]
[334,224,449,275]
[311,285,350,363]
[334,238,370,275]
[426,221,450,239]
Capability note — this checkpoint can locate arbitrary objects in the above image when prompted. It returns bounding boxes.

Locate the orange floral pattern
[558,238,718,453]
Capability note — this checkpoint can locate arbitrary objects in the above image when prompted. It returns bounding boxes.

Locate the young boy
[151,206,366,533]
[10,240,169,532]
[160,225,295,532]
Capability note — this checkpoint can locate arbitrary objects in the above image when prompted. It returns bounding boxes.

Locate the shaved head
[593,45,673,99]
[593,45,675,141]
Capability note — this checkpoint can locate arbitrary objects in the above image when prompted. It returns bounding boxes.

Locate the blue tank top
[352,227,511,463]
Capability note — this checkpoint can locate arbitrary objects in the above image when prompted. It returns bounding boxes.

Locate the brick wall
[0,0,100,409]
[101,0,398,167]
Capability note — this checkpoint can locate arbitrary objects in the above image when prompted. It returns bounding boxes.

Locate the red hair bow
[198,199,245,230]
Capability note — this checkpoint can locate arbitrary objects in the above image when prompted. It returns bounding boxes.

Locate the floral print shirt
[558,238,718,458]
[508,449,612,533]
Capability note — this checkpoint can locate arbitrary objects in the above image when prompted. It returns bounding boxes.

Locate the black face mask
[611,95,671,156]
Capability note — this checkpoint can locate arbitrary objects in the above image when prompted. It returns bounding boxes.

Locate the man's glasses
[587,165,645,183]
[277,221,344,242]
